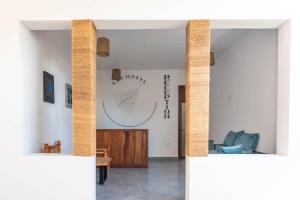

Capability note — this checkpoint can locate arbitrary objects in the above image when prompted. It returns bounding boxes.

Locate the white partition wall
[13,23,96,200]
[0,1,299,199]
[187,21,296,200]
[277,21,291,156]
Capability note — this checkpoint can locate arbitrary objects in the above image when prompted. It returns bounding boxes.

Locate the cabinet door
[96,129,148,167]
[110,131,125,167]
[134,130,148,167]
[123,130,135,166]
[123,130,148,167]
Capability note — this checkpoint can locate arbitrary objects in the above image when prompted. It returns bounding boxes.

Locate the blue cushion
[234,132,259,151]
[241,149,254,154]
[209,150,222,154]
[215,144,224,153]
[221,144,243,154]
[223,130,244,146]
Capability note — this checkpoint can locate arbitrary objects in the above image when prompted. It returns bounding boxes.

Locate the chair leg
[98,167,105,185]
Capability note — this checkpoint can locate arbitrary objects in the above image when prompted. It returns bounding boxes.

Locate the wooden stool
[96,147,110,158]
[96,157,112,185]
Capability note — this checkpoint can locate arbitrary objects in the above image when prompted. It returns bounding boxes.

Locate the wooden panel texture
[72,20,96,156]
[96,129,148,167]
[186,20,210,156]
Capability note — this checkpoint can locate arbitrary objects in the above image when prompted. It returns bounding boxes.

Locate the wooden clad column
[72,20,96,156]
[186,20,210,156]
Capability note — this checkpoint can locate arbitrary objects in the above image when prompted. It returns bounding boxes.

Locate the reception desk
[96,129,148,168]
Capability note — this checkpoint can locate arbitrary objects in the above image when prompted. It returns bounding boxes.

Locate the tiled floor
[96,159,185,200]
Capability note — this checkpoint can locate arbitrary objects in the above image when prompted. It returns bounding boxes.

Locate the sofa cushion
[241,149,254,154]
[221,144,243,154]
[234,132,259,151]
[215,144,224,153]
[223,130,244,146]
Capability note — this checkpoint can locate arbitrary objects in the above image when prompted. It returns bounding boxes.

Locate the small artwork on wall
[43,71,55,104]
[65,83,72,108]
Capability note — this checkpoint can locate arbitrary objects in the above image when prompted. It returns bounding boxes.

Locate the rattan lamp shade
[112,69,121,81]
[97,37,109,57]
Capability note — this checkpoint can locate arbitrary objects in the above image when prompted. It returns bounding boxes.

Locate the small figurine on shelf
[43,140,61,153]
[55,140,61,153]
[43,144,49,153]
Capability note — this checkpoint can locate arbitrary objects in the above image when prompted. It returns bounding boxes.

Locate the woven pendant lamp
[97,37,110,57]
[112,69,121,81]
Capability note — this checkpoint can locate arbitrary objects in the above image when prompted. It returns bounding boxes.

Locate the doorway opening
[178,85,186,159]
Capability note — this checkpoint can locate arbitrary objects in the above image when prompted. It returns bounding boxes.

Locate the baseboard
[149,157,180,160]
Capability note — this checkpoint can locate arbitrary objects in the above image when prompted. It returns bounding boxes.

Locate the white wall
[15,154,95,200]
[38,31,72,154]
[209,30,278,153]
[187,155,300,200]
[21,29,72,154]
[20,24,43,154]
[187,21,299,200]
[0,1,299,200]
[277,22,290,155]
[0,23,96,200]
[97,69,185,157]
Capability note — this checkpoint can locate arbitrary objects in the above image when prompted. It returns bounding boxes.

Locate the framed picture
[65,83,72,108]
[43,71,55,103]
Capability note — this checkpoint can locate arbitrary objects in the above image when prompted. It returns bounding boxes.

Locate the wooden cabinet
[96,129,148,168]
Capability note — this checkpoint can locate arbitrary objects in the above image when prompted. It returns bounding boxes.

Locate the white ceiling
[23,20,286,30]
[97,29,185,70]
[96,29,249,70]
[211,29,248,55]
[22,19,283,70]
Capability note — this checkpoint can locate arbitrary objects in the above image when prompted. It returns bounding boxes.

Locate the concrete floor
[96,159,185,200]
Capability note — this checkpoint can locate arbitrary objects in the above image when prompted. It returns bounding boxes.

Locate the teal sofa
[209,130,259,154]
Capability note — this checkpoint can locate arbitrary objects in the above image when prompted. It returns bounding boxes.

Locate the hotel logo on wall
[103,74,157,127]
[164,75,170,119]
